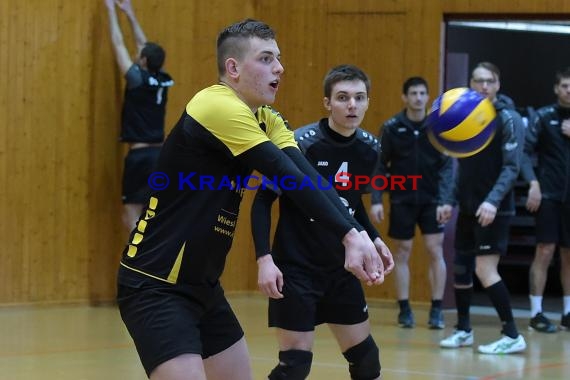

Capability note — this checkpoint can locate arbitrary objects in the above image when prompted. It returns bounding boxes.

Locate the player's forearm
[354,201,380,240]
[125,10,147,51]
[251,189,277,259]
[106,7,125,49]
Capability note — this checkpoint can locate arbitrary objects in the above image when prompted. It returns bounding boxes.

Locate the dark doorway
[441,19,568,309]
[444,19,570,109]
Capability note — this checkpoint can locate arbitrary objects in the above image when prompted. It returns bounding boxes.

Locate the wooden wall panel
[0,0,94,303]
[2,0,570,305]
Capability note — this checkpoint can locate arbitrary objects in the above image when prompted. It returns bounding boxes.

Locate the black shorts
[117,282,244,376]
[454,213,511,255]
[122,146,161,204]
[535,199,570,247]
[268,266,368,331]
[388,203,444,240]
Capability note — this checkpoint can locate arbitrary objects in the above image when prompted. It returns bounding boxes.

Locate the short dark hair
[323,64,370,98]
[555,67,570,85]
[140,42,165,73]
[402,76,428,95]
[472,61,500,79]
[216,19,276,76]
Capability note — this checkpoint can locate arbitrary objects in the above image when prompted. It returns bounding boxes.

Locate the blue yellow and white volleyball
[426,87,497,158]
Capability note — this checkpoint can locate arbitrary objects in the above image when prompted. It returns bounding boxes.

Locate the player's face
[403,84,429,112]
[234,37,284,111]
[470,67,500,101]
[324,80,369,136]
[554,77,570,107]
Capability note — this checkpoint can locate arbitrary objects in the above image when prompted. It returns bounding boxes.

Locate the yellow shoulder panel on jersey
[258,106,298,150]
[185,85,266,156]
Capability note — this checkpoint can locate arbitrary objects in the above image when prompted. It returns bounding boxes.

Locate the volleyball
[426,87,497,158]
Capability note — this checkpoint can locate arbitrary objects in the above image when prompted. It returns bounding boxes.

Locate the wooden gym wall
[0,0,568,305]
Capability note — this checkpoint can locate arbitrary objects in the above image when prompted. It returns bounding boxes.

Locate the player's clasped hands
[374,236,394,276]
[343,229,392,286]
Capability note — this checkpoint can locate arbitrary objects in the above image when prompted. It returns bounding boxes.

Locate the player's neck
[219,80,259,113]
[327,118,357,138]
[406,108,425,122]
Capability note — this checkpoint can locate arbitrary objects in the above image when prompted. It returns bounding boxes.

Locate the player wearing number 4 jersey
[252,65,394,380]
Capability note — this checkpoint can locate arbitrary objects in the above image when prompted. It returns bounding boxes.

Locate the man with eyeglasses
[439,62,527,354]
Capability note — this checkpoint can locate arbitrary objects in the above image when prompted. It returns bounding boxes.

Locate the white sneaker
[440,330,474,348]
[477,335,526,354]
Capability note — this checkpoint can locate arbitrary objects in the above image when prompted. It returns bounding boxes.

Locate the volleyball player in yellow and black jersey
[118,85,298,287]
[117,20,385,380]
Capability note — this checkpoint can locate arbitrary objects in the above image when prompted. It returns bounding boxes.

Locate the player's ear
[401,93,407,103]
[323,97,331,111]
[225,58,239,79]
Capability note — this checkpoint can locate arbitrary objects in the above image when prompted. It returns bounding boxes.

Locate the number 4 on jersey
[335,161,350,187]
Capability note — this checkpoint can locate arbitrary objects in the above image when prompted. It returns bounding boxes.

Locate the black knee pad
[268,349,313,380]
[342,335,381,380]
[454,251,475,286]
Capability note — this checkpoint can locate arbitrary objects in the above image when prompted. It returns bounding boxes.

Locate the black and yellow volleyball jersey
[118,84,297,286]
[272,119,380,271]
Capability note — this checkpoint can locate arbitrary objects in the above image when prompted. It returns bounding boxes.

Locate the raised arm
[116,0,148,54]
[104,0,133,74]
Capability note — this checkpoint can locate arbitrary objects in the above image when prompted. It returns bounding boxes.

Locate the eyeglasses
[472,78,497,85]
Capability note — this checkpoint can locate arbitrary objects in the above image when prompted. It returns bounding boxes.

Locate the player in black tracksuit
[520,67,570,333]
[370,77,453,329]
[251,65,393,380]
[439,62,527,355]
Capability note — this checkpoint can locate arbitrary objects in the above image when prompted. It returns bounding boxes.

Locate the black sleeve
[371,124,391,205]
[519,112,541,183]
[437,155,455,205]
[237,142,356,239]
[485,110,524,206]
[250,187,279,259]
[353,199,380,240]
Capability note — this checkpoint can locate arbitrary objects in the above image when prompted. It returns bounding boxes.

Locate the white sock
[529,295,543,317]
[563,296,570,315]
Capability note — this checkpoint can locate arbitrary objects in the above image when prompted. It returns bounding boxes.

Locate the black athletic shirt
[118,85,357,287]
[454,98,524,216]
[120,64,174,143]
[371,110,454,205]
[251,118,381,272]
[520,104,570,204]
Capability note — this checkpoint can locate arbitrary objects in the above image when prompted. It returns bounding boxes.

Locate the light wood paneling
[2,0,570,305]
